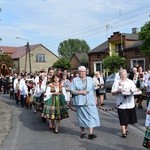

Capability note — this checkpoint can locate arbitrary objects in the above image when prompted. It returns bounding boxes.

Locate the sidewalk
[0,96,13,147]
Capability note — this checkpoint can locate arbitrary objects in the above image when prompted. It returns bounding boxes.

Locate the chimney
[132,28,138,34]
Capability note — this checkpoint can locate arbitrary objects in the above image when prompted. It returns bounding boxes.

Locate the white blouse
[111,78,137,109]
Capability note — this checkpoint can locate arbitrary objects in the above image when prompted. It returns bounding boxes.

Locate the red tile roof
[0,44,40,59]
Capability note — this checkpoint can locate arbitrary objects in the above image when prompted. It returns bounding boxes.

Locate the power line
[45,10,149,46]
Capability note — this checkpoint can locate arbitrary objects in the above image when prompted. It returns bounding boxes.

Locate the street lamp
[16,37,32,73]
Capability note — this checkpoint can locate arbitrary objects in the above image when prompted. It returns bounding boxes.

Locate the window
[36,54,46,62]
[131,59,145,70]
[94,61,103,73]
[115,43,124,52]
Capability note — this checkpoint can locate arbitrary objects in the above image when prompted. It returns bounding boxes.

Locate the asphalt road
[0,95,12,147]
[0,93,147,150]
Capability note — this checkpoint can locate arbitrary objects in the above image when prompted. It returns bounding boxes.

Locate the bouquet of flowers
[118,82,142,96]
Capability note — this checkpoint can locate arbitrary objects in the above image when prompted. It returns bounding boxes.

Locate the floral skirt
[42,94,69,120]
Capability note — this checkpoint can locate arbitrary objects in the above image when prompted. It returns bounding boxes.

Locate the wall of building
[89,52,108,75]
[70,56,80,70]
[124,48,149,71]
[19,45,59,73]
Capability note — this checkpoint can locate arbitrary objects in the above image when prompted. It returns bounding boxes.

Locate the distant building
[0,44,59,74]
[88,28,148,75]
[70,52,88,71]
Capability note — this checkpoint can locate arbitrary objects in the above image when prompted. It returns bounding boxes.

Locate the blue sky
[0,0,150,56]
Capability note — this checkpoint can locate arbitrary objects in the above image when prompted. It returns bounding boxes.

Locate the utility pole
[26,41,31,73]
[16,37,32,73]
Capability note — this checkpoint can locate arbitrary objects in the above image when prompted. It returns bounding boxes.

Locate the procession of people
[0,64,150,145]
[0,66,100,139]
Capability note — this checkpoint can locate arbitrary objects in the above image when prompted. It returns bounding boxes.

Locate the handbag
[99,85,106,94]
[143,127,150,148]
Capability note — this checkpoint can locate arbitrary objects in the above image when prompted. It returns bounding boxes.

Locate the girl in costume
[42,74,69,133]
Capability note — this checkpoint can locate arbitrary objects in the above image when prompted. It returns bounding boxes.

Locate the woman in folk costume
[42,74,69,133]
[61,73,71,105]
[70,66,100,139]
[34,75,46,113]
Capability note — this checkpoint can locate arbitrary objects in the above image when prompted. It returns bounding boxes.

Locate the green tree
[103,55,125,73]
[58,39,90,60]
[53,57,71,70]
[0,54,14,73]
[139,21,150,55]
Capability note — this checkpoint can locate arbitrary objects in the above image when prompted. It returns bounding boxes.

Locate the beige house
[0,44,59,74]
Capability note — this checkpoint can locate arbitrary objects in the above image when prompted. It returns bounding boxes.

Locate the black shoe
[122,133,127,138]
[101,103,105,106]
[88,134,97,139]
[80,133,86,138]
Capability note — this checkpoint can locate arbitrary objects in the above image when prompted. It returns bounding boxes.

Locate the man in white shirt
[19,75,27,108]
[13,74,19,105]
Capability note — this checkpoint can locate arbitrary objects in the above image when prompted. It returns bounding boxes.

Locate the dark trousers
[20,95,25,108]
[3,86,9,94]
[15,93,19,105]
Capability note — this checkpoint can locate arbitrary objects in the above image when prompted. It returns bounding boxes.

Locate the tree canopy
[139,21,150,55]
[103,55,125,73]
[58,38,90,60]
[0,54,14,68]
[53,57,71,70]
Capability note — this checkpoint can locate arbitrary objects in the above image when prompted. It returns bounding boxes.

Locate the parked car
[105,73,116,92]
[105,72,131,92]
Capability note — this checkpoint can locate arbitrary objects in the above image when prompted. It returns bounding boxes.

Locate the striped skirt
[143,127,150,148]
[42,94,69,120]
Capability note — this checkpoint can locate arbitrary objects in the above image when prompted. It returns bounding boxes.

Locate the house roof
[0,44,59,59]
[0,46,16,54]
[122,33,139,40]
[125,40,143,50]
[89,32,139,53]
[89,41,108,53]
[72,52,88,62]
[12,44,40,59]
